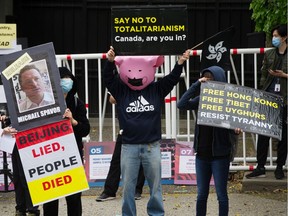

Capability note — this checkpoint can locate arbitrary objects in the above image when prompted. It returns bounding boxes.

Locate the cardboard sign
[174,141,214,185]
[0,24,16,49]
[198,81,283,139]
[0,43,66,131]
[0,151,14,191]
[111,5,188,55]
[16,119,89,206]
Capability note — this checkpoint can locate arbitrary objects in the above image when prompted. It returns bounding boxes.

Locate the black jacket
[58,67,90,157]
[177,66,233,157]
[103,61,183,144]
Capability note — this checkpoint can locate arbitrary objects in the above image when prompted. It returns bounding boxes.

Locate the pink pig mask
[114,56,164,90]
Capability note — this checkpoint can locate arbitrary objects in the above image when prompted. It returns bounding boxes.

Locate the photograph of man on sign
[13,59,55,113]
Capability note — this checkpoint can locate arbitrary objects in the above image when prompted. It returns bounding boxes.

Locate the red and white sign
[15,119,89,206]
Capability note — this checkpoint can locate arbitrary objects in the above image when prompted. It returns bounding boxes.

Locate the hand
[63,108,78,126]
[107,46,115,62]
[198,77,211,83]
[268,69,288,79]
[234,128,242,135]
[2,126,17,137]
[109,95,117,104]
[177,49,191,65]
[0,115,7,122]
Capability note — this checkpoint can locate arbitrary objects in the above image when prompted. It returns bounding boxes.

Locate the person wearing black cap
[43,67,90,216]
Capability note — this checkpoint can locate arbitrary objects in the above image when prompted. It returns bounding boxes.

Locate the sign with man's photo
[0,43,66,131]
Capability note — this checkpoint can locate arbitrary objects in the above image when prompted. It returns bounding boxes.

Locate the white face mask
[61,78,73,93]
[272,37,281,47]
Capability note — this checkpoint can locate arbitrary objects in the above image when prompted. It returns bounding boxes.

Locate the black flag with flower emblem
[200,26,235,70]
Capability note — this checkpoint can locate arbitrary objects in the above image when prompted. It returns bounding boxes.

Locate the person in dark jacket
[0,108,39,216]
[104,46,190,216]
[12,147,40,216]
[246,24,287,180]
[96,94,146,202]
[43,67,90,216]
[0,115,39,216]
[177,66,241,216]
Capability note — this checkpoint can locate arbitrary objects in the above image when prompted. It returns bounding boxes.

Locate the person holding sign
[12,145,41,216]
[43,67,90,216]
[177,66,241,216]
[96,94,145,202]
[246,24,287,180]
[104,46,190,216]
[0,116,17,137]
[0,115,40,216]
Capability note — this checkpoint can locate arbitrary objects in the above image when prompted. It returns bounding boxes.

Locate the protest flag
[200,26,235,70]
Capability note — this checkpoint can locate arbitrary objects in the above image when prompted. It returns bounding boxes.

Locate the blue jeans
[121,142,164,216]
[196,156,230,216]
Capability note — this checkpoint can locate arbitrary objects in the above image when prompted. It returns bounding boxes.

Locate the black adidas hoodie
[104,61,184,144]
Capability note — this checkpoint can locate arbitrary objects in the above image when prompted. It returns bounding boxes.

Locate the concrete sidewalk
[0,186,287,216]
[1,119,286,216]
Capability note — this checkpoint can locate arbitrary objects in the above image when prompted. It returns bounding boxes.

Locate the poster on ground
[174,141,196,185]
[111,5,188,55]
[0,151,14,191]
[16,119,89,206]
[174,141,214,185]
[86,141,115,182]
[198,81,283,140]
[159,139,175,182]
[85,140,217,186]
[85,139,176,186]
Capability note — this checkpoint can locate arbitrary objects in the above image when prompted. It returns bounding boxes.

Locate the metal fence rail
[56,47,285,171]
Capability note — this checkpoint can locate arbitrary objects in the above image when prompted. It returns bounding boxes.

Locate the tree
[250,0,287,40]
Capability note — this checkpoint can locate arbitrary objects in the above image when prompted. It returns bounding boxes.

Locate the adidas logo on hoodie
[126,96,154,113]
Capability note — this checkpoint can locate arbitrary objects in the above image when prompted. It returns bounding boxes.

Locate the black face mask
[128,77,143,86]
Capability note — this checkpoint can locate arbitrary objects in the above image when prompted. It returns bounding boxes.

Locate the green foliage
[250,0,287,38]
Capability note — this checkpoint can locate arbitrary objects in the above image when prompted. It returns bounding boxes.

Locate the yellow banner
[0,23,16,49]
[1,52,32,80]
[28,166,89,206]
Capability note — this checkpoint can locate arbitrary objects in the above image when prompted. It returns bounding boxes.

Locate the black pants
[12,147,39,215]
[43,149,84,216]
[103,134,145,196]
[43,192,82,216]
[257,106,287,167]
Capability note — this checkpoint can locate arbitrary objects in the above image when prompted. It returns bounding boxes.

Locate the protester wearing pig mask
[103,46,191,216]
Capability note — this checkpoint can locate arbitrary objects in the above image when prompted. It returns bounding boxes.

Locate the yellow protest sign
[0,24,17,49]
